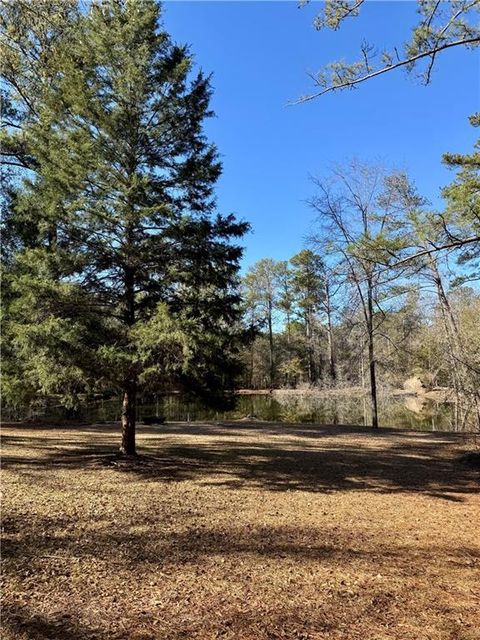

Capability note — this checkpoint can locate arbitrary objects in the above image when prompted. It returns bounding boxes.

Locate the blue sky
[162,1,480,270]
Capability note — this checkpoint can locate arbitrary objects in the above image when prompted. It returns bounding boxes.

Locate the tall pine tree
[1,0,248,454]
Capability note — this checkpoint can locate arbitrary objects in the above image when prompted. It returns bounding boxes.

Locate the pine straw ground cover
[1,422,479,640]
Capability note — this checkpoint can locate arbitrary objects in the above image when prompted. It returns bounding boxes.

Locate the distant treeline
[238,159,480,431]
[1,2,478,441]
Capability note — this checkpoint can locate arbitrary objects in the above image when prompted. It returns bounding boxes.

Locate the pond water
[77,391,458,432]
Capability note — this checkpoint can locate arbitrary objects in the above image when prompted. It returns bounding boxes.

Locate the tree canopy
[1,0,248,453]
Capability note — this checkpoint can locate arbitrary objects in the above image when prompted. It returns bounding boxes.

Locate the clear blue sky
[162,1,480,270]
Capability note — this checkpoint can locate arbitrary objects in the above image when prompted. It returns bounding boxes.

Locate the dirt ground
[1,421,479,640]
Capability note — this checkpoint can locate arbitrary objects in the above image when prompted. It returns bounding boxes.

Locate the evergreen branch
[2,75,38,117]
[1,159,31,169]
[292,36,480,103]
[0,121,22,129]
[424,3,474,83]
[390,236,480,267]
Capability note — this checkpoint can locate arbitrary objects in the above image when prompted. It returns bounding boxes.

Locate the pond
[75,391,458,432]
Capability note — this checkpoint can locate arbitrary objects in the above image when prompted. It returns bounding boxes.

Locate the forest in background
[2,4,480,638]
[239,154,480,432]
[1,1,479,443]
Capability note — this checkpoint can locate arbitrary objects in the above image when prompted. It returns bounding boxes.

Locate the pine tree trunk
[360,350,368,426]
[325,282,336,382]
[121,257,137,454]
[47,224,59,281]
[327,324,336,382]
[368,331,379,429]
[306,307,316,385]
[120,376,137,455]
[249,309,255,389]
[250,344,255,389]
[367,280,379,429]
[268,298,274,389]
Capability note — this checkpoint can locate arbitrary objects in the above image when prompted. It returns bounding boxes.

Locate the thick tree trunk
[120,377,137,455]
[121,257,137,454]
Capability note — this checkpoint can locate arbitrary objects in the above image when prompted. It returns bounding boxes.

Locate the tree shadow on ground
[2,513,479,640]
[1,603,102,640]
[2,422,479,640]
[1,421,478,499]
[3,513,480,571]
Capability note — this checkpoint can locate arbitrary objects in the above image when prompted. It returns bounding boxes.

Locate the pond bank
[238,386,455,401]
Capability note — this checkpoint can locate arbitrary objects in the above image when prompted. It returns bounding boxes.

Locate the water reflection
[76,391,457,432]
[239,392,455,432]
[11,391,458,431]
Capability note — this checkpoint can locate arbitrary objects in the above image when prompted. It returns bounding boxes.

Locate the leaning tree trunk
[120,375,137,455]
[428,256,480,430]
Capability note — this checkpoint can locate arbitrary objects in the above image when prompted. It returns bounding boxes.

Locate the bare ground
[1,421,479,640]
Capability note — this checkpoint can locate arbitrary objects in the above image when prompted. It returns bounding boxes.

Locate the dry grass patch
[1,421,479,640]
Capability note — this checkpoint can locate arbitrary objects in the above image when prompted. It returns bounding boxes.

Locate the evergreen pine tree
[442,113,480,278]
[1,0,248,453]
